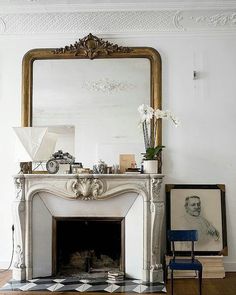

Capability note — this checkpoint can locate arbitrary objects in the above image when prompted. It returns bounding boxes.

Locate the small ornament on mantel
[93,159,107,174]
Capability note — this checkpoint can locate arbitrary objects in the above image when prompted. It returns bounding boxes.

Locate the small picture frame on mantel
[166,184,227,256]
[119,154,135,174]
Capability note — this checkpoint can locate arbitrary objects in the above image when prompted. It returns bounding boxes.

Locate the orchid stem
[142,121,150,150]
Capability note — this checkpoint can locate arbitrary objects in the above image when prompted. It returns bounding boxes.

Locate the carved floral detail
[0,17,6,33]
[151,178,162,201]
[195,13,236,27]
[150,202,164,271]
[14,177,25,200]
[14,245,25,269]
[72,177,104,200]
[173,11,184,30]
[53,33,132,59]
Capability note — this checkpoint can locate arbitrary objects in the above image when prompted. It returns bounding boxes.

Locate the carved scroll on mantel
[149,177,164,282]
[12,174,164,282]
[13,176,26,281]
[71,177,105,200]
[68,176,150,201]
[22,174,151,201]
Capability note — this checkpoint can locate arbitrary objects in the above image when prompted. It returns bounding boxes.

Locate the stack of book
[125,168,141,175]
[107,271,125,282]
[165,255,225,278]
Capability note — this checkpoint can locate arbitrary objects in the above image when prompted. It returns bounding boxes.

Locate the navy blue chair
[166,230,203,295]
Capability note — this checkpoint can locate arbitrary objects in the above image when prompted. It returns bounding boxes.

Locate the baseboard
[224,262,236,272]
[0,261,12,270]
[1,261,235,273]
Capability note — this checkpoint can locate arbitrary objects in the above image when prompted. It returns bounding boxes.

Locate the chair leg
[164,265,168,284]
[171,269,174,295]
[198,269,202,295]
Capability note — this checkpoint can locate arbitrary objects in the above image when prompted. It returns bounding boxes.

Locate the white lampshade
[13,127,58,162]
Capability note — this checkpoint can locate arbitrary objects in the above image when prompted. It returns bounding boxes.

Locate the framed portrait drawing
[166,184,227,256]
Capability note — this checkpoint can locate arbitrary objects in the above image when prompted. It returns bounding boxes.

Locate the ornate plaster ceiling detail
[0,9,236,35]
[0,17,6,33]
[194,12,236,27]
[0,11,181,34]
[173,11,184,30]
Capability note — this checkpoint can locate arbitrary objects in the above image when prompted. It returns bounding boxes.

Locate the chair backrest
[167,230,198,261]
[168,230,198,242]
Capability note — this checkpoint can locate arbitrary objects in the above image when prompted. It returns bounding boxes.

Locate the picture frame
[166,184,227,256]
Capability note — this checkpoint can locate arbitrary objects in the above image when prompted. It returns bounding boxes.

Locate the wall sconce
[193,70,198,80]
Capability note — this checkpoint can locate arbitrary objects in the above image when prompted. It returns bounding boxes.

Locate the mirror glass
[32,59,150,168]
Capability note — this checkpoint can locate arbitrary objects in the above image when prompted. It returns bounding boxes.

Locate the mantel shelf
[15,173,164,179]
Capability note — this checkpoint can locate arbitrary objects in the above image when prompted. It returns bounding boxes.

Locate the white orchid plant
[138,104,180,161]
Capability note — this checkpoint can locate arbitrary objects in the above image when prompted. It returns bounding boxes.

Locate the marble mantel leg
[12,176,26,281]
[149,177,164,282]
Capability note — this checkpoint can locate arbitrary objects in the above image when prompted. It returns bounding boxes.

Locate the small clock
[46,159,59,174]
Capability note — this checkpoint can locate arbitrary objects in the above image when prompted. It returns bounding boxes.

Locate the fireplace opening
[53,217,125,278]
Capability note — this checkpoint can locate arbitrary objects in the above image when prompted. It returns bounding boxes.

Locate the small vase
[143,160,158,174]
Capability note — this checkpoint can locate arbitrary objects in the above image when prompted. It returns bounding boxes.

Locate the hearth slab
[0,277,166,293]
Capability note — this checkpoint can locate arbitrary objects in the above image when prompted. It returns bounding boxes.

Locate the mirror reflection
[32,59,150,168]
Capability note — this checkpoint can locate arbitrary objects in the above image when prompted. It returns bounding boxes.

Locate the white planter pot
[143,160,158,174]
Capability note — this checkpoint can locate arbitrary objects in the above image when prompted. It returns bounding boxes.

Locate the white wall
[0,33,236,271]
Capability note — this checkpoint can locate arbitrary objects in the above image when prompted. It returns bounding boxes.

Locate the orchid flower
[138,104,180,160]
[154,109,168,119]
[170,114,180,127]
[138,104,154,123]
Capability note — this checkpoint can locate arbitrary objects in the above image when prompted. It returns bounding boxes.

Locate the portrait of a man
[183,195,220,243]
[166,185,226,253]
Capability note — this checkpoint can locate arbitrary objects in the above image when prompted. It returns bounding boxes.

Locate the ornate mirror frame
[22,33,162,147]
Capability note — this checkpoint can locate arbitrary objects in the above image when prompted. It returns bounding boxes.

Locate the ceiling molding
[0,9,236,35]
[1,2,236,11]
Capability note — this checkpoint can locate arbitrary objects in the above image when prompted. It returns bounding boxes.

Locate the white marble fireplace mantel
[13,173,164,282]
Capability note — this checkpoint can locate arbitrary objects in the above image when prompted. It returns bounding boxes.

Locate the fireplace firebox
[53,217,125,277]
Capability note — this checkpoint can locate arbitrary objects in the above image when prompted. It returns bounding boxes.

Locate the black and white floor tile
[0,277,166,293]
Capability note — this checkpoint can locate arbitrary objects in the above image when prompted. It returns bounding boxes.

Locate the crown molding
[0,8,236,35]
[1,4,236,15]
[0,2,236,12]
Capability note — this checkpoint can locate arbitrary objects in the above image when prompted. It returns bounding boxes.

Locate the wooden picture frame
[21,34,163,172]
[166,184,227,256]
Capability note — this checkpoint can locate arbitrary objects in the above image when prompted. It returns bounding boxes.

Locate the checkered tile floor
[0,277,166,293]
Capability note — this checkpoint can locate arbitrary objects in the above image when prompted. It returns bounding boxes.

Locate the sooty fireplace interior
[53,217,125,277]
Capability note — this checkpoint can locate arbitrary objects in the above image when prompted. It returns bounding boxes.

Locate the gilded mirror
[22,34,162,169]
